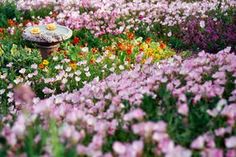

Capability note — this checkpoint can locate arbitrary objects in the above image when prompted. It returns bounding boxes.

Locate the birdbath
[22,24,72,59]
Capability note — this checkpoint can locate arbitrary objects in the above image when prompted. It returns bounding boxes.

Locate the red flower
[0,28,4,34]
[72,37,80,45]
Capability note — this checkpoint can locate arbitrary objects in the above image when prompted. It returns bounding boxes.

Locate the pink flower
[191,136,205,149]
[178,103,189,116]
[113,142,126,155]
[225,136,236,148]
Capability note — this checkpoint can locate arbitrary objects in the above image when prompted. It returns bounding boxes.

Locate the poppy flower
[8,19,15,27]
[39,63,45,69]
[0,28,4,34]
[72,37,80,45]
[160,42,167,49]
[145,37,152,43]
[127,32,134,40]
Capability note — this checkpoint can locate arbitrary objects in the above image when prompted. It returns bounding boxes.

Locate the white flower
[55,65,61,70]
[0,89,5,95]
[6,62,13,67]
[66,67,72,72]
[119,65,124,70]
[14,77,24,84]
[109,67,115,72]
[96,57,103,63]
[75,76,81,82]
[199,20,205,28]
[31,64,38,69]
[27,73,33,78]
[81,47,89,53]
[109,55,116,60]
[167,31,172,37]
[19,68,26,74]
[0,73,7,79]
[7,92,14,98]
[62,78,68,84]
[53,56,58,61]
[7,84,13,89]
[85,72,91,77]
[68,73,74,78]
[75,70,81,76]
[84,67,89,72]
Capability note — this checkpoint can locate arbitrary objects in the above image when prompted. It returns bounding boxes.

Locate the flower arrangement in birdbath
[22,23,72,58]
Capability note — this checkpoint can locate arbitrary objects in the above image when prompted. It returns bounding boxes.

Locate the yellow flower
[30,27,41,34]
[69,62,77,70]
[46,23,57,31]
[42,60,49,65]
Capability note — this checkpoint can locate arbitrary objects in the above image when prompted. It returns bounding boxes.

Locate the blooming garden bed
[0,0,236,157]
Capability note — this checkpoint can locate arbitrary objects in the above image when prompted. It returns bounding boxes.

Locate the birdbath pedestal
[22,24,72,59]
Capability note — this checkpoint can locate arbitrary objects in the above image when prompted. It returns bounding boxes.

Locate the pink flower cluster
[2,47,236,156]
[17,0,236,36]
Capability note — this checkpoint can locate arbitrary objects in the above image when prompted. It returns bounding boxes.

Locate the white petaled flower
[7,92,14,98]
[85,72,91,77]
[68,73,74,78]
[14,77,24,84]
[109,67,115,72]
[81,47,89,53]
[0,73,7,79]
[119,65,124,70]
[199,20,205,28]
[109,55,116,60]
[96,57,103,63]
[7,84,13,89]
[0,89,5,95]
[84,67,89,72]
[66,67,72,72]
[167,31,172,37]
[75,70,81,76]
[62,78,68,84]
[6,62,13,67]
[19,68,26,74]
[75,76,81,82]
[53,56,58,61]
[31,64,38,69]
[55,65,62,70]
[27,73,33,78]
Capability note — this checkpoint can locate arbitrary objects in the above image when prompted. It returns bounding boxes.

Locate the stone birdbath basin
[22,24,72,59]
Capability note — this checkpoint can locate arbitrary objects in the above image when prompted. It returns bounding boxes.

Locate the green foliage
[102,127,139,153]
[22,6,54,20]
[49,119,65,157]
[0,1,21,27]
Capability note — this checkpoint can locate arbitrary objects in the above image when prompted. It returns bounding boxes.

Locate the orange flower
[126,45,133,55]
[90,59,95,64]
[126,57,131,62]
[39,63,45,69]
[92,48,98,54]
[8,19,15,27]
[0,28,3,34]
[117,43,126,51]
[127,32,134,40]
[145,37,152,44]
[69,62,77,70]
[160,42,167,49]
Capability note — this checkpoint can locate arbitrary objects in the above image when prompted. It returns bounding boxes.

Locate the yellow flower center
[46,23,57,31]
[30,27,41,34]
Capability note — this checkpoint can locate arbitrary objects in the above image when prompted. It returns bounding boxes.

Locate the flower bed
[1,48,236,157]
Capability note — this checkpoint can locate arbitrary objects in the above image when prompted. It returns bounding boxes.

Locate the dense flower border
[1,48,236,157]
